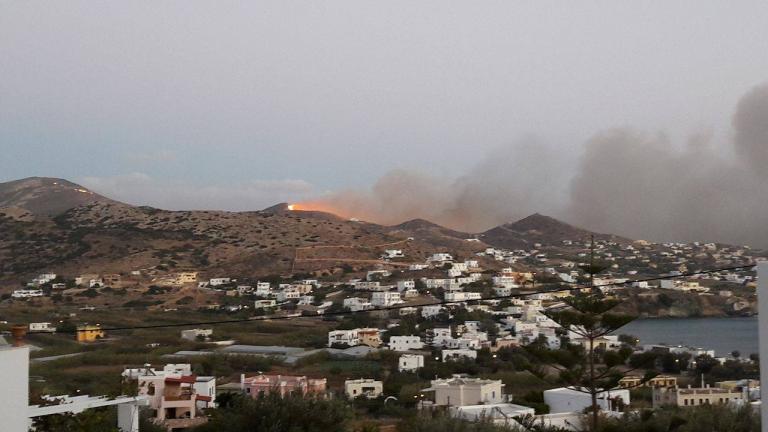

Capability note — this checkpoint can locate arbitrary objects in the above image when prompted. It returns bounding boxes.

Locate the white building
[29,322,55,333]
[544,387,630,414]
[276,288,300,302]
[12,289,44,298]
[371,291,402,307]
[1,342,29,431]
[389,335,424,351]
[209,278,231,287]
[397,280,416,291]
[423,376,504,406]
[428,253,454,263]
[328,330,359,347]
[255,282,272,297]
[31,273,57,286]
[445,291,482,302]
[343,297,373,312]
[344,379,383,399]
[383,249,404,259]
[398,354,424,372]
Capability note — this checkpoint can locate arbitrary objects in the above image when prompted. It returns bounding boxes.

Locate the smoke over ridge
[306,84,768,247]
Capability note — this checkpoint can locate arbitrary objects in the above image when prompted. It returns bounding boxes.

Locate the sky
[2,2,768,244]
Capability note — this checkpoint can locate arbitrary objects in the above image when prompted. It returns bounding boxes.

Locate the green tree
[534,294,645,431]
[193,393,353,432]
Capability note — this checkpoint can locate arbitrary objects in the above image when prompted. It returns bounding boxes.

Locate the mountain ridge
[0,177,624,282]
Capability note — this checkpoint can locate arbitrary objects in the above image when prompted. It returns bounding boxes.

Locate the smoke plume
[308,84,768,247]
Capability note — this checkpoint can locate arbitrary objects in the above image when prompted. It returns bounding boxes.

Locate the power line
[30,262,756,335]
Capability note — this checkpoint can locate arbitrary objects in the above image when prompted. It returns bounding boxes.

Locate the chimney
[10,324,28,347]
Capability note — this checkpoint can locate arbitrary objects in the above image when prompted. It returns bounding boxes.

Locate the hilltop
[0,177,115,219]
[480,213,629,249]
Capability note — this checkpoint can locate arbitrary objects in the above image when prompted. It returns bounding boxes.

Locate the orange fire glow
[288,201,350,218]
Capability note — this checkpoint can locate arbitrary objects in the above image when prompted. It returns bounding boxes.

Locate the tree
[533,293,651,432]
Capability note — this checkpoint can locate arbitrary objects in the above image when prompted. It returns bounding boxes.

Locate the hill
[0,177,115,218]
[480,213,629,249]
[0,178,490,283]
[0,177,627,285]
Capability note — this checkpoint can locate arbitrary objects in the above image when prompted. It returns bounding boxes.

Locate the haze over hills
[0,177,629,282]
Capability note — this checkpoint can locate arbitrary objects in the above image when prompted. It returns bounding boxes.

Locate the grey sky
[2,2,768,243]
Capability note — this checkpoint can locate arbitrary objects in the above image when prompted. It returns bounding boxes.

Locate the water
[620,316,758,357]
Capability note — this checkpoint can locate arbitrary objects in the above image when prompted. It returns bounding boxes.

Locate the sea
[620,316,758,357]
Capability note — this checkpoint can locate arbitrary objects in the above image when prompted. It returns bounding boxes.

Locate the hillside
[0,178,491,283]
[0,177,624,285]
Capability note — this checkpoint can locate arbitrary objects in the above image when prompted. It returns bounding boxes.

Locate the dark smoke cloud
[568,84,768,246]
[311,84,768,247]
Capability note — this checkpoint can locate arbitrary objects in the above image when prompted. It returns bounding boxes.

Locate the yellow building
[176,272,198,284]
[76,325,105,342]
[619,375,677,389]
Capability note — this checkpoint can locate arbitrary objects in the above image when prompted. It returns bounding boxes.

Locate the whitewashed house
[389,335,424,351]
[328,330,359,347]
[398,354,425,372]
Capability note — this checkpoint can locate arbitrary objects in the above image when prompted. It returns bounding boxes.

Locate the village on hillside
[2,228,764,431]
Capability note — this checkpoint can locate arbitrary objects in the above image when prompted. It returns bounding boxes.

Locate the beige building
[653,386,744,408]
[344,379,383,399]
[422,376,505,406]
[175,272,198,284]
[358,328,382,348]
[619,375,677,389]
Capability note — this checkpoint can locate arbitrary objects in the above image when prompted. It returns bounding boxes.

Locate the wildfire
[287,201,349,218]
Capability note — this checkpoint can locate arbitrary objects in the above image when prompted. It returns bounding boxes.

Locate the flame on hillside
[288,201,350,218]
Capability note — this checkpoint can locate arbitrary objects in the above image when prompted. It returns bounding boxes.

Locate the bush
[193,392,353,432]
